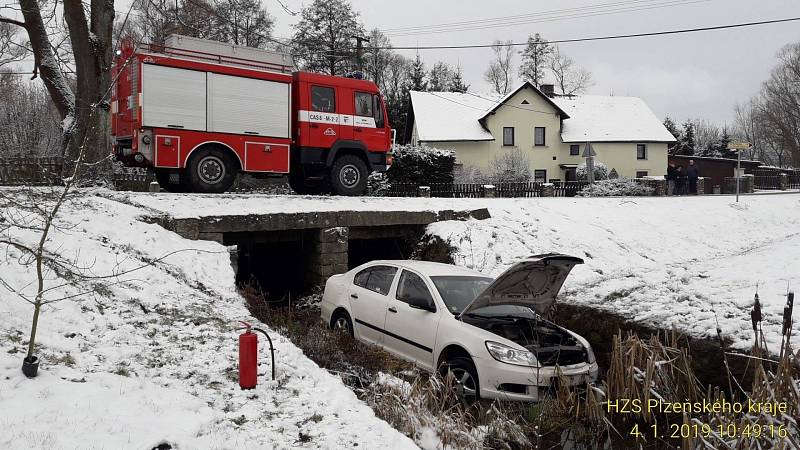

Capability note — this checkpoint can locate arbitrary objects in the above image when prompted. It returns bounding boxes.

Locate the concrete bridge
[147,207,490,293]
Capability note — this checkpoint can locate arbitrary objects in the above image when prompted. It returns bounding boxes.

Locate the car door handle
[350,293,358,299]
[388,306,397,313]
[310,124,320,129]
[354,127,363,132]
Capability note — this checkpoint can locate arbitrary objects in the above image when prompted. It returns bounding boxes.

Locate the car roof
[362,260,490,278]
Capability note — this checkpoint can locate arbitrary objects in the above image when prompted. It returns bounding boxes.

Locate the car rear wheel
[330,311,354,337]
[439,357,480,403]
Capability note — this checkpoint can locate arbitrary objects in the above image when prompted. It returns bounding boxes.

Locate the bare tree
[484,40,514,96]
[733,99,768,162]
[364,28,394,91]
[549,45,593,95]
[0,72,62,156]
[1,0,115,176]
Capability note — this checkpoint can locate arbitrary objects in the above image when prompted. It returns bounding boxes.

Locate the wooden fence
[552,181,589,197]
[496,182,544,198]
[0,157,64,185]
[0,157,156,191]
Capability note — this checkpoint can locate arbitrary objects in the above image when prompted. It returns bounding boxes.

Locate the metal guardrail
[386,181,588,198]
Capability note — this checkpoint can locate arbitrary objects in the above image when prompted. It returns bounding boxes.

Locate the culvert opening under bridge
[233,226,424,303]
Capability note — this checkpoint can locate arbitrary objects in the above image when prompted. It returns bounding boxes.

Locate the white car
[320,253,599,402]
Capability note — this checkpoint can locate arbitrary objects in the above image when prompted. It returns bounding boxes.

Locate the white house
[406,82,676,181]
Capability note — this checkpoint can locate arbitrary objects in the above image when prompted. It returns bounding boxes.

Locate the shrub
[386,145,455,186]
[488,149,532,183]
[576,177,655,197]
[576,160,609,181]
[454,164,489,184]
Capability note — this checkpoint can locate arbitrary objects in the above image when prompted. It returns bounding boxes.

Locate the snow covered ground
[105,190,800,352]
[2,188,798,449]
[0,188,417,450]
[425,194,800,352]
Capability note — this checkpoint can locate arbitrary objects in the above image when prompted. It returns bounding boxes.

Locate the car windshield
[430,276,494,314]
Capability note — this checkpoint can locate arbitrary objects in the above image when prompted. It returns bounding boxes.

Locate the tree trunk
[14,0,115,179]
[62,0,114,177]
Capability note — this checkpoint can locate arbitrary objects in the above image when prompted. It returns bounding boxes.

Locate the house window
[311,86,335,113]
[534,170,547,182]
[637,144,647,160]
[503,127,515,146]
[636,171,649,178]
[570,144,580,156]
[534,127,546,146]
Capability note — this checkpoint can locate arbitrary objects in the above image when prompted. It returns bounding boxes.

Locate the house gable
[479,82,569,126]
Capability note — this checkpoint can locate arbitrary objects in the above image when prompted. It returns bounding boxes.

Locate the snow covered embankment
[427,194,800,353]
[0,189,416,450]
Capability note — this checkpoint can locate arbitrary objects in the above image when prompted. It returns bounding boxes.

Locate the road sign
[728,142,751,150]
[582,142,596,157]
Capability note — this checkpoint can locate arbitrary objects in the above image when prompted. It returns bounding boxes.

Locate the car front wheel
[439,357,480,403]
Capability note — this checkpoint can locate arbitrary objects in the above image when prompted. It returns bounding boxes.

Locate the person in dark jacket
[676,165,686,195]
[666,162,677,196]
[687,160,699,194]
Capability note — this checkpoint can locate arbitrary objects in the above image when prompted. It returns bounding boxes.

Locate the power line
[382,0,708,37]
[381,0,668,32]
[381,16,800,50]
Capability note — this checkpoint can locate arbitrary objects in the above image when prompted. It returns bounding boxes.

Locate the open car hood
[460,253,583,316]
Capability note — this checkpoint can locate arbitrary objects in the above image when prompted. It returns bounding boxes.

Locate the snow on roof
[554,95,677,143]
[410,85,676,144]
[410,91,495,142]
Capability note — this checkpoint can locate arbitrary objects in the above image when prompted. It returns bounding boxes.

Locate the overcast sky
[269,0,799,125]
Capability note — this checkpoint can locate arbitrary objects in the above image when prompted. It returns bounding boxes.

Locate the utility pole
[583,141,596,184]
[352,35,368,74]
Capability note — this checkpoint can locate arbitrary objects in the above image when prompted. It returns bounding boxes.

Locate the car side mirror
[407,295,435,312]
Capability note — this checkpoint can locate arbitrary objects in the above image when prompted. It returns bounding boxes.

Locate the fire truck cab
[111,35,392,195]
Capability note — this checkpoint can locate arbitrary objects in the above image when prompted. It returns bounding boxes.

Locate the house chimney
[540,84,555,98]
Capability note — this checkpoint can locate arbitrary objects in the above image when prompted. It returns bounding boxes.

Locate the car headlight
[485,341,538,367]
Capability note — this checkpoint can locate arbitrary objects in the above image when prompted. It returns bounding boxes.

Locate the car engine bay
[463,314,589,366]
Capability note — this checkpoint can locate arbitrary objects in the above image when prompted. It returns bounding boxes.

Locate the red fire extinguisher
[238,321,275,390]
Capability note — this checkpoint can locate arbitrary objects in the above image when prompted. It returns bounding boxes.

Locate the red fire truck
[111,35,393,195]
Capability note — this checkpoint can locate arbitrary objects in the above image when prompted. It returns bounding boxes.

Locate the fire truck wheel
[330,154,368,196]
[154,169,190,193]
[187,147,237,193]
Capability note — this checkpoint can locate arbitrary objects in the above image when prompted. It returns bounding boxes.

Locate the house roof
[409,83,677,144]
[553,95,677,143]
[409,91,495,142]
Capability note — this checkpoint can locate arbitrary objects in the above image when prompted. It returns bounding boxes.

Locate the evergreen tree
[409,53,427,91]
[663,116,682,154]
[427,62,455,92]
[450,65,470,93]
[676,120,696,156]
[518,33,552,87]
[292,0,365,75]
[711,127,736,158]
